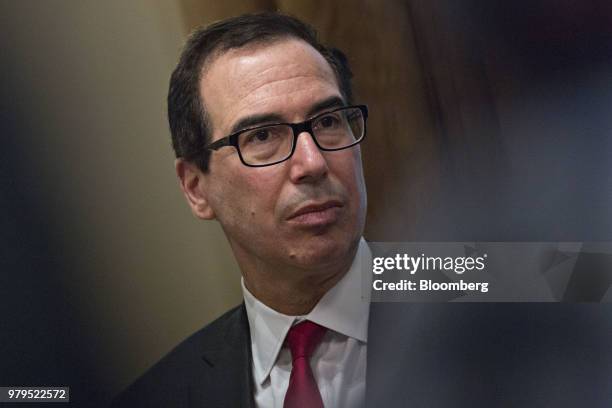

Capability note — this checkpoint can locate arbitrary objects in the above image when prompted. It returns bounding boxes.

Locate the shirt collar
[242,238,371,385]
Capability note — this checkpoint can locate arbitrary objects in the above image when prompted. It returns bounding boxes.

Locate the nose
[288,131,329,184]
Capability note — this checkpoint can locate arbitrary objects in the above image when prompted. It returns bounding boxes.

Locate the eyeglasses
[205,105,368,167]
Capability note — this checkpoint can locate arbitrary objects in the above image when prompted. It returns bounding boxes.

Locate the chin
[286,233,357,269]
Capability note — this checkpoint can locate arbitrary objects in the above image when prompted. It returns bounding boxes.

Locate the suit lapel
[193,304,255,408]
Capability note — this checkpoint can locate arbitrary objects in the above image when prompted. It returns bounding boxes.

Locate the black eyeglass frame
[204,104,368,167]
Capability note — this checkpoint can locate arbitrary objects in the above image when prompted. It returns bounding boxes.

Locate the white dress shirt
[242,238,371,408]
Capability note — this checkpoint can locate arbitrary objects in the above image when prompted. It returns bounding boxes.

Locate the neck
[239,244,358,316]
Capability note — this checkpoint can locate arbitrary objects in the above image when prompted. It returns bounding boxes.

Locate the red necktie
[283,321,327,408]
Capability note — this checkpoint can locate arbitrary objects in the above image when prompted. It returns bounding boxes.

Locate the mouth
[286,200,344,227]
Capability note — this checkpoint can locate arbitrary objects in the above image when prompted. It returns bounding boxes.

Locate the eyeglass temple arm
[206,136,233,151]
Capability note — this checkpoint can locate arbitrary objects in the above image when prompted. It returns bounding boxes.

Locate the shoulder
[112,304,248,408]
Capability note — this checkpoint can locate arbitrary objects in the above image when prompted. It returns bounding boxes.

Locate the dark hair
[167,12,354,171]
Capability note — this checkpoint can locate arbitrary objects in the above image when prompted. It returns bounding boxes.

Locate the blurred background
[1,0,611,406]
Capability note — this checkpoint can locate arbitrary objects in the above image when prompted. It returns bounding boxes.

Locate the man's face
[195,38,366,272]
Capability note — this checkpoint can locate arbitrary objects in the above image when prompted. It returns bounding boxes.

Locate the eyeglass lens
[237,107,365,166]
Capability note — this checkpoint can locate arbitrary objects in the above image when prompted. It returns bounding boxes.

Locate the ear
[175,158,216,220]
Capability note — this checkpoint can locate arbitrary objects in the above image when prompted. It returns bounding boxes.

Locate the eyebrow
[229,113,284,135]
[305,96,346,117]
[228,96,346,135]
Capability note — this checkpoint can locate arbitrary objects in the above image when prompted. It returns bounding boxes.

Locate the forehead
[200,38,341,139]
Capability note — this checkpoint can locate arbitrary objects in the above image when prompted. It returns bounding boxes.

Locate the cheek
[218,168,284,222]
[333,151,366,197]
[332,152,367,231]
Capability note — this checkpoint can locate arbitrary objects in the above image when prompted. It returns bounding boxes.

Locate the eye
[245,129,271,144]
[317,114,341,129]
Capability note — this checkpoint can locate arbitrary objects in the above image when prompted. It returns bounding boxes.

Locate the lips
[286,200,344,227]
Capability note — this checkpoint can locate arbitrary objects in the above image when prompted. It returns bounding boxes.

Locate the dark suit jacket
[114,303,612,407]
[113,304,254,408]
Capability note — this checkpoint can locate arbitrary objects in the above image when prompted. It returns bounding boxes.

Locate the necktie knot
[285,321,327,361]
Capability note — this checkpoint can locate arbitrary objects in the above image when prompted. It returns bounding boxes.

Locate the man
[115,11,612,408]
[114,12,370,408]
